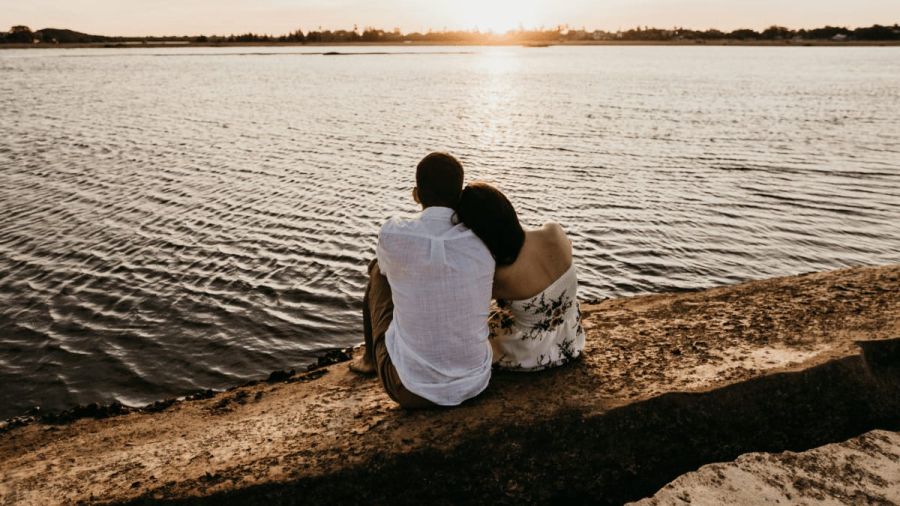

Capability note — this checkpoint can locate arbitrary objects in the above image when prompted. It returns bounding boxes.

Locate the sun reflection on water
[465,48,526,181]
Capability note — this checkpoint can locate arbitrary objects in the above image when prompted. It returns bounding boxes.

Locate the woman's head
[456,182,525,266]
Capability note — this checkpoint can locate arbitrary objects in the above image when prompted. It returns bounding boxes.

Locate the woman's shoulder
[534,222,572,255]
[536,221,568,241]
[539,221,564,233]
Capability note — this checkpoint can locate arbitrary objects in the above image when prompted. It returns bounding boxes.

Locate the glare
[456,0,543,33]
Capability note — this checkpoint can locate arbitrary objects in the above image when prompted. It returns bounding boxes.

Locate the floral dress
[488,264,586,371]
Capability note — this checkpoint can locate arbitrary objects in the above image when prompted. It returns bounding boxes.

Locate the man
[350,152,494,408]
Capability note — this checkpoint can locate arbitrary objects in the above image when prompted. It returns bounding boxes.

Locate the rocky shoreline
[0,349,355,435]
[1,264,898,504]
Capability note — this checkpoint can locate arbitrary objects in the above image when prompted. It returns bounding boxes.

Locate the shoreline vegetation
[1,264,897,503]
[2,23,899,49]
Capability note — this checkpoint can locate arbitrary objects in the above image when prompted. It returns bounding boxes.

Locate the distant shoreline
[3,39,900,49]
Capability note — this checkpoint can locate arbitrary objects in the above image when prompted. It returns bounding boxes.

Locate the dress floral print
[519,291,575,340]
[488,265,586,371]
[489,300,516,337]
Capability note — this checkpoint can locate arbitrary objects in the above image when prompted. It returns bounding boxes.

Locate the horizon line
[9,21,900,39]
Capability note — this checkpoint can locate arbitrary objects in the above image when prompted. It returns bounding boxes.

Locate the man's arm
[375,223,392,278]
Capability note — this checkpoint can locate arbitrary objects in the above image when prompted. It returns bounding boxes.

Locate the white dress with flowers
[488,264,586,371]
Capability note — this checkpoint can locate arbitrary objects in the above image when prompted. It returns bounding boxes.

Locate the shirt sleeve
[376,223,392,278]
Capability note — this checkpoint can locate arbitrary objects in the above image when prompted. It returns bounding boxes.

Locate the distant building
[832,34,848,41]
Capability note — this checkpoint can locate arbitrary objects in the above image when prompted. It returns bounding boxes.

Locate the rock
[266,369,296,383]
[630,430,900,505]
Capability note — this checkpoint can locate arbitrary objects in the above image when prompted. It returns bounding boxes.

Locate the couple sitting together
[350,152,586,409]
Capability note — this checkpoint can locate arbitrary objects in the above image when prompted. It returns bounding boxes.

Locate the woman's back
[454,183,585,371]
[493,223,572,301]
[489,223,585,371]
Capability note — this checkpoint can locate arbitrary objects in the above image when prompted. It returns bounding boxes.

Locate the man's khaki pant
[363,259,436,409]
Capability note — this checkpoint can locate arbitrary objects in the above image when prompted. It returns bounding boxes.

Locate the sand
[0,264,898,504]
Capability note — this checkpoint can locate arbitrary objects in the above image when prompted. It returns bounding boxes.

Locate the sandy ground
[0,264,897,504]
[632,429,900,505]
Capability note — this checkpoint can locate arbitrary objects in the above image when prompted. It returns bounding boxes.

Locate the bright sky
[2,0,899,36]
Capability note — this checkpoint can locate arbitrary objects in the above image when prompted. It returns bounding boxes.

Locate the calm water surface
[1,46,898,418]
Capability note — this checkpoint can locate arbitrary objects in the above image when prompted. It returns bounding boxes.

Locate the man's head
[415,152,464,209]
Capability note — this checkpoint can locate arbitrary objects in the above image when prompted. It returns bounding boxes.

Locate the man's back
[376,206,494,406]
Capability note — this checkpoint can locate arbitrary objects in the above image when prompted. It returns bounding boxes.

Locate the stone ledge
[631,429,900,505]
[0,264,897,505]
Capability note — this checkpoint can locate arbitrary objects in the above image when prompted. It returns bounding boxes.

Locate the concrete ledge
[0,265,897,504]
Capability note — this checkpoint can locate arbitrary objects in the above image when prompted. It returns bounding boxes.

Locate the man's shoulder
[379,215,423,237]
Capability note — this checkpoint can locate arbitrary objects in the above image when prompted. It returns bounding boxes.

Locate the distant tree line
[1,26,111,44]
[597,24,900,41]
[2,23,899,44]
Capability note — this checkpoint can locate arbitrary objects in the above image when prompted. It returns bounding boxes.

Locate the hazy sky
[2,0,899,36]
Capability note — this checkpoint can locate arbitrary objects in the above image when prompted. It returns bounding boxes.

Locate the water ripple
[1,45,899,418]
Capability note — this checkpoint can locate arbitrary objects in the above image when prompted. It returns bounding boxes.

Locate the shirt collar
[420,206,455,221]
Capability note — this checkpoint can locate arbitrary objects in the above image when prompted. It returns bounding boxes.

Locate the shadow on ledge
[128,339,900,506]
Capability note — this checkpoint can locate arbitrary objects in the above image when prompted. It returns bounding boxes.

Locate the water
[1,45,898,419]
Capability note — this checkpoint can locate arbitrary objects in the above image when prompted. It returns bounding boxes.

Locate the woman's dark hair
[456,182,525,266]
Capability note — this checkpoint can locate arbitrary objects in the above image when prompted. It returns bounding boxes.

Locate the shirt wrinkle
[378,206,494,406]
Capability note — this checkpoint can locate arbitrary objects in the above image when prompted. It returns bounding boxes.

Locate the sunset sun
[457,0,542,33]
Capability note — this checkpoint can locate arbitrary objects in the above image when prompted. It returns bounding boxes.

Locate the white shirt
[377,206,494,406]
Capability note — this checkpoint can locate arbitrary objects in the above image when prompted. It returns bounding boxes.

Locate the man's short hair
[416,152,464,208]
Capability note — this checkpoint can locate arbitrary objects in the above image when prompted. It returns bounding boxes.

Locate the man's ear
[412,187,421,204]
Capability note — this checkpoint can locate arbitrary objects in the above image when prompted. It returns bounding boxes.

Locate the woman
[456,182,585,371]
